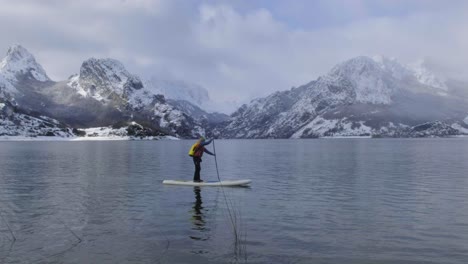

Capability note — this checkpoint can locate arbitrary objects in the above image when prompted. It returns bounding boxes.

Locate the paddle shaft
[212,139,221,182]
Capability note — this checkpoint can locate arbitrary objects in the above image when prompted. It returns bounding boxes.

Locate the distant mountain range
[1,45,467,139]
[0,45,227,138]
[216,56,468,138]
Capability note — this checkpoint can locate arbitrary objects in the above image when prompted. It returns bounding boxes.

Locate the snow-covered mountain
[0,46,65,138]
[68,58,145,105]
[219,56,468,138]
[65,58,204,137]
[0,46,127,129]
[3,44,467,139]
[0,44,50,84]
[0,45,206,138]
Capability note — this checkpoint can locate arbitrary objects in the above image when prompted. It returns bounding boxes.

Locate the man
[189,137,215,182]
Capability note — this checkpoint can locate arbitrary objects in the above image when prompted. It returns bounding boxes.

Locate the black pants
[193,157,202,181]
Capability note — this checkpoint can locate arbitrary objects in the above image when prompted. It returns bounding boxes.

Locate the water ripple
[0,139,467,263]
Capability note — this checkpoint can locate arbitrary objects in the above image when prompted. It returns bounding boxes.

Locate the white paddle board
[163,179,251,187]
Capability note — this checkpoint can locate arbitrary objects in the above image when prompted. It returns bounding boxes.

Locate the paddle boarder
[189,137,215,182]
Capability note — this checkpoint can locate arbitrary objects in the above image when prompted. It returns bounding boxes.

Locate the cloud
[188,2,468,108]
[1,0,468,113]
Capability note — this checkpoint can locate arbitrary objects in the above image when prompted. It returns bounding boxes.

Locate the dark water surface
[0,139,468,263]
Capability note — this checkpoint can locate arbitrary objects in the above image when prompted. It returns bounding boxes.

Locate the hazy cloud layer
[1,0,467,112]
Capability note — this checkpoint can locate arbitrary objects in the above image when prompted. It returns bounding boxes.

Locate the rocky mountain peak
[5,45,33,60]
[324,56,396,104]
[322,55,448,104]
[80,58,126,77]
[0,44,50,83]
[69,57,143,102]
[80,58,143,92]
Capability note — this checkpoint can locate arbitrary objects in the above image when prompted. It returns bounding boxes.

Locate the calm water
[0,139,468,264]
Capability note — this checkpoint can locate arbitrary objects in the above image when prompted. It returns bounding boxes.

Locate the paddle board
[163,179,251,187]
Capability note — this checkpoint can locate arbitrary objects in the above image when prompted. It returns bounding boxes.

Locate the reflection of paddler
[190,187,209,241]
[191,187,205,228]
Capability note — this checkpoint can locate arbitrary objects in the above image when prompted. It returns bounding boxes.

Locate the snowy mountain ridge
[65,57,205,137]
[1,44,466,139]
[219,55,468,138]
[0,45,212,139]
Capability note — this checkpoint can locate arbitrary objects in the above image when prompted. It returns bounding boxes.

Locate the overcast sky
[1,0,467,113]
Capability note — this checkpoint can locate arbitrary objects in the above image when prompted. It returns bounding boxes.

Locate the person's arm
[204,148,215,156]
[201,138,213,146]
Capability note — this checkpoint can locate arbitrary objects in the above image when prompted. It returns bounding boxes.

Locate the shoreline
[0,135,180,142]
[1,135,467,141]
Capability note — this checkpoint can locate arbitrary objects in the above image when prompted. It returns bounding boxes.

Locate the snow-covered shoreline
[321,136,372,139]
[2,135,467,142]
[0,135,179,142]
[0,124,181,142]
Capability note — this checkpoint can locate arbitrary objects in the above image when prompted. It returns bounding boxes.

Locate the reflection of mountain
[189,187,208,242]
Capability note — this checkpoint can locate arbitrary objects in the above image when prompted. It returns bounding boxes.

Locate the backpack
[188,142,200,157]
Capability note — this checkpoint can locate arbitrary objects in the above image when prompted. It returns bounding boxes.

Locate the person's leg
[193,157,201,181]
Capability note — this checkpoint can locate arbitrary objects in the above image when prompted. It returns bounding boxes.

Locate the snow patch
[291,117,339,138]
[67,74,88,97]
[452,123,468,134]
[0,113,74,138]
[0,135,179,141]
[77,126,180,140]
[128,87,155,109]
[81,126,127,138]
[322,136,372,139]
